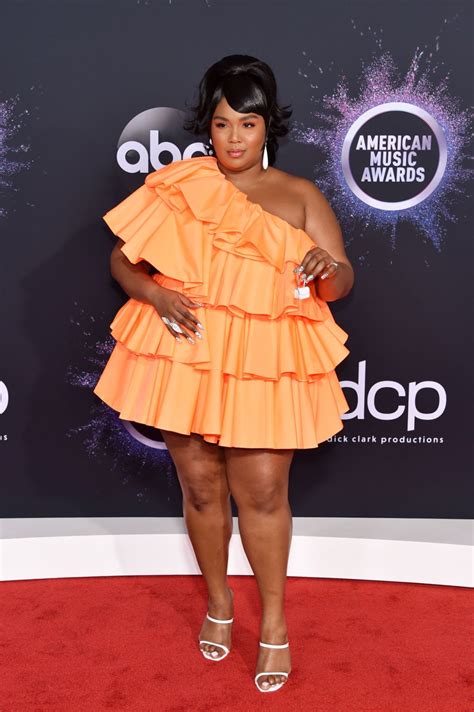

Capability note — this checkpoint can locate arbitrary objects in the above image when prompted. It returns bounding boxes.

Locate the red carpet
[1,575,472,711]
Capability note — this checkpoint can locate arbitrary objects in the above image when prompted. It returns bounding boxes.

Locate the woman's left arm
[298,180,355,302]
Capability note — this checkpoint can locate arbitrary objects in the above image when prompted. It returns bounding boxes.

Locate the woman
[94,54,354,693]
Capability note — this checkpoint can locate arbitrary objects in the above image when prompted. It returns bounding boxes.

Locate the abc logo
[116,107,207,173]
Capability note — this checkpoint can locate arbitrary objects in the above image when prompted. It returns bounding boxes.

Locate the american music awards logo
[294,50,472,250]
[341,102,447,211]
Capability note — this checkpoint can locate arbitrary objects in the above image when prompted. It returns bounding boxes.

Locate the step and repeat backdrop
[1,0,472,522]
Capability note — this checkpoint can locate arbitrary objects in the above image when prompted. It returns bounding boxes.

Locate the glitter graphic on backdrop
[293,17,473,253]
[65,302,177,501]
[0,94,34,216]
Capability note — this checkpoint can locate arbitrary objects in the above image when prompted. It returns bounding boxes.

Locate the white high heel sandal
[199,613,234,661]
[254,640,290,692]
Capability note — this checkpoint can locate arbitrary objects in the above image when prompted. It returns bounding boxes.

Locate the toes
[200,640,228,660]
[202,643,224,659]
[258,674,287,690]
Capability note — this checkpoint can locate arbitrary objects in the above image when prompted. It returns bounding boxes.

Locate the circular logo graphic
[341,102,447,210]
[0,380,8,414]
[116,107,207,190]
[122,421,168,450]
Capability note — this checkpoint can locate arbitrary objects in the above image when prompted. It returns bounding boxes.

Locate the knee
[181,467,229,512]
[234,483,288,515]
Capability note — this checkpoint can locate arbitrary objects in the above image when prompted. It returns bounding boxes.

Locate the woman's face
[210,96,266,170]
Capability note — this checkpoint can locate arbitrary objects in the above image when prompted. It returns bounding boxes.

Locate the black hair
[183,54,293,166]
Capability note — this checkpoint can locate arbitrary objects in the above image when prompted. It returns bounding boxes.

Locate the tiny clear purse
[294,270,310,300]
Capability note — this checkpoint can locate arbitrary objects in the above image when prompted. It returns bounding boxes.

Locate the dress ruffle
[93,155,350,448]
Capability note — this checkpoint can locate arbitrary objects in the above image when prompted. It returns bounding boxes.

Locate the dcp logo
[342,361,446,431]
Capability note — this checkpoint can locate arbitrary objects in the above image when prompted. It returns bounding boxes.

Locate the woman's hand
[152,285,205,344]
[293,246,339,283]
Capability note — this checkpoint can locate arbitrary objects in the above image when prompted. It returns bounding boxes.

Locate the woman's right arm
[110,238,161,306]
[109,238,204,342]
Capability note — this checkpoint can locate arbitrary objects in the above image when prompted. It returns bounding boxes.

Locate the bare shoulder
[268,166,307,197]
[288,173,340,226]
[269,168,328,208]
[291,172,329,205]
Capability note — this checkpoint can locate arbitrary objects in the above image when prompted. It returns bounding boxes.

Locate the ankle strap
[206,613,233,624]
[259,641,289,649]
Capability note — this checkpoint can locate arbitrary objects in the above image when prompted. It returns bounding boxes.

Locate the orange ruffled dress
[93,155,350,448]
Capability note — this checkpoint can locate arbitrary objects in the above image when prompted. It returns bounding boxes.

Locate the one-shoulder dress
[93,155,350,448]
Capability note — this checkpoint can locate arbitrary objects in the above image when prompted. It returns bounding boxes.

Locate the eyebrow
[213,114,260,120]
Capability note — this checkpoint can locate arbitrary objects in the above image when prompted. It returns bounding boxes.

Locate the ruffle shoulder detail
[103,156,340,323]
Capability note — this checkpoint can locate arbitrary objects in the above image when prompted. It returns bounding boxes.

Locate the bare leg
[224,447,294,689]
[160,429,234,658]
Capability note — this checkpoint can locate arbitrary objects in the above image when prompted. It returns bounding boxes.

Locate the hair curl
[183,54,292,166]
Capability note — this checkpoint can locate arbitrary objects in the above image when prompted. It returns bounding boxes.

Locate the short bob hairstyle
[183,54,293,167]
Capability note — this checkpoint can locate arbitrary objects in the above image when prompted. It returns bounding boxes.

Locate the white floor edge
[1,517,472,587]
